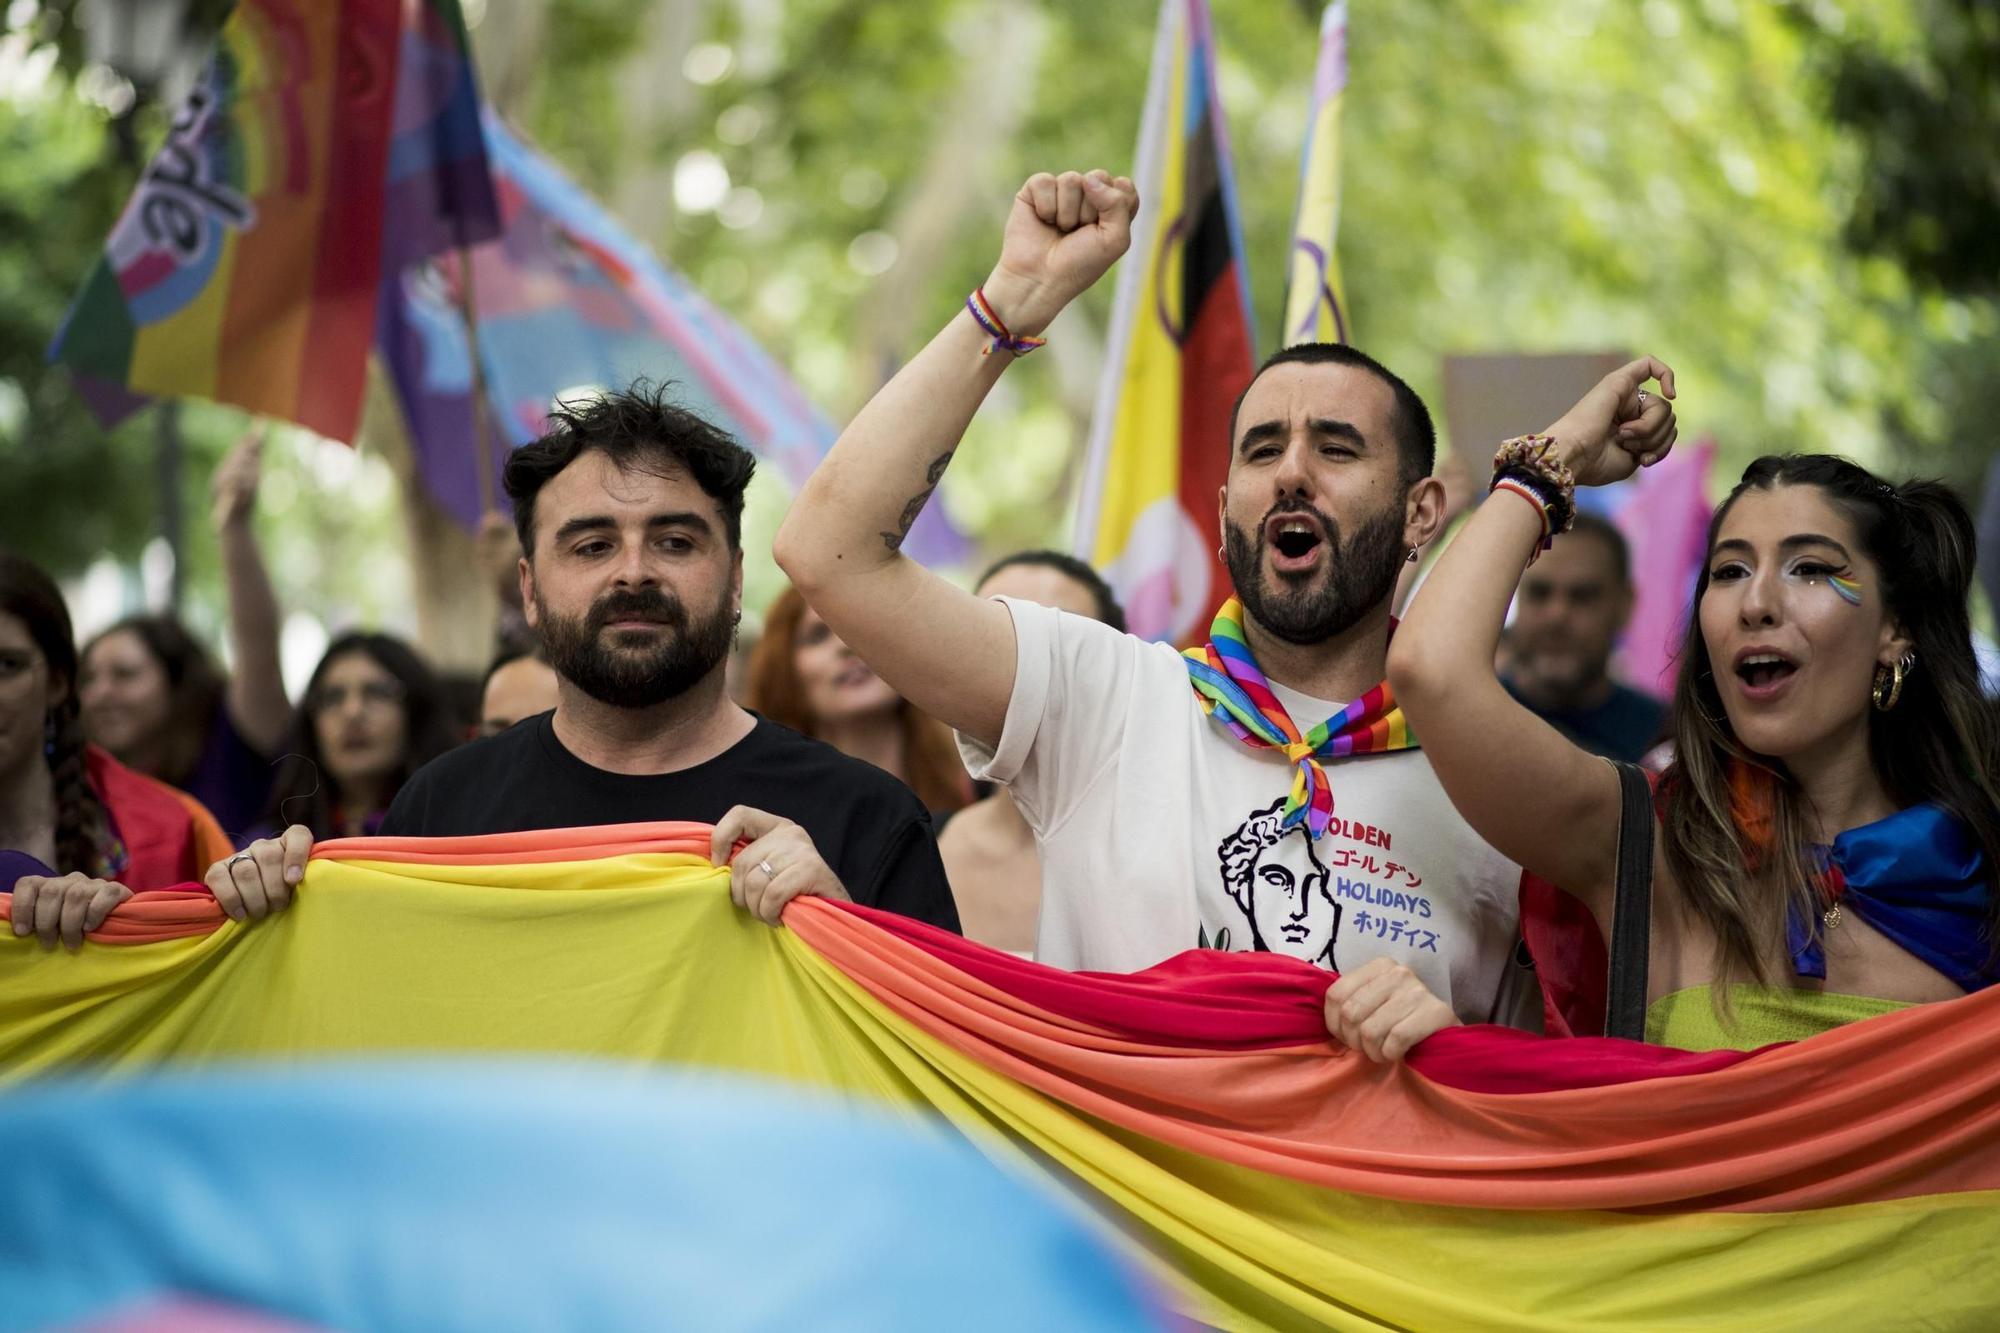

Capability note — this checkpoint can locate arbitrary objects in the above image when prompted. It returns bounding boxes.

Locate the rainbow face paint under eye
[1828,574,1864,606]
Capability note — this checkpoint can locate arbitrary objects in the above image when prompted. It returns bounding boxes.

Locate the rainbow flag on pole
[1282,2,1352,346]
[50,0,498,444]
[5,825,1997,1329]
[1073,0,1257,645]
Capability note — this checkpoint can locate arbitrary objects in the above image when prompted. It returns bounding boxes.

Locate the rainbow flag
[50,0,498,444]
[1073,0,1257,645]
[1282,2,1352,346]
[5,825,1996,1329]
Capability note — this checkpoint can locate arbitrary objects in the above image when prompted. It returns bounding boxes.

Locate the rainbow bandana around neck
[1181,597,1417,839]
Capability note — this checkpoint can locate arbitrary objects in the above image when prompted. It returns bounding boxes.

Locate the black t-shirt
[1504,679,1667,764]
[380,711,960,932]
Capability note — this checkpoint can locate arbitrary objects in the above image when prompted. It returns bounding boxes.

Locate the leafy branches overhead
[1819,0,2000,301]
[3,0,1997,625]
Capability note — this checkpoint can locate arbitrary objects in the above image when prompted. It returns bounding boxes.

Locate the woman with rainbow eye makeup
[1328,357,2000,1054]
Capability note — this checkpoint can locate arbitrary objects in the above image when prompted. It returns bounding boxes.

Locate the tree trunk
[842,3,1052,413]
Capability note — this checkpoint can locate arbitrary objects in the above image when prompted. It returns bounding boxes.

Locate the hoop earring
[1872,651,1915,711]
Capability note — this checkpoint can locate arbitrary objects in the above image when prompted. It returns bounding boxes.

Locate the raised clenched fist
[980,169,1140,340]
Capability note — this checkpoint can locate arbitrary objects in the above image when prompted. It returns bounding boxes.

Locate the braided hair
[0,552,113,876]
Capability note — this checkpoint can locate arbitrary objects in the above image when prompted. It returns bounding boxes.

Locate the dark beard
[1223,499,1406,646]
[536,585,735,709]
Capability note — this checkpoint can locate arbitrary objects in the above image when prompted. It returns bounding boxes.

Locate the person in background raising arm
[79,428,292,843]
[1383,362,2000,1050]
[777,170,1658,1056]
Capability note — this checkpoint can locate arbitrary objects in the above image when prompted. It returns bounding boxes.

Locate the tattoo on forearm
[880,449,955,552]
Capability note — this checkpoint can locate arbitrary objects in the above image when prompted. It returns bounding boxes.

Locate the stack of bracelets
[1489,434,1577,563]
[965,287,1048,357]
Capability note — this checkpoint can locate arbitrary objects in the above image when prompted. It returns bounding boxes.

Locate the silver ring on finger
[1634,389,1651,409]
[226,851,255,869]
[756,859,777,884]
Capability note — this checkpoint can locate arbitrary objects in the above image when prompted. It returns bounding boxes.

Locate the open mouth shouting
[1265,512,1327,576]
[1732,646,1800,703]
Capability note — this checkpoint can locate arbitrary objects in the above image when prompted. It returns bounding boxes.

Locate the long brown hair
[81,615,225,790]
[1660,455,2000,987]
[747,586,968,813]
[1,552,114,876]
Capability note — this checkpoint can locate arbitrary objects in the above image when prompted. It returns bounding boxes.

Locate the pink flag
[1613,438,1716,698]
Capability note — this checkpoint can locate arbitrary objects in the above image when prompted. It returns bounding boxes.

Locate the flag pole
[453,245,497,516]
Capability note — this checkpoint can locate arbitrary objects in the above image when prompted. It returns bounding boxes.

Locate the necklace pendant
[1822,902,1843,932]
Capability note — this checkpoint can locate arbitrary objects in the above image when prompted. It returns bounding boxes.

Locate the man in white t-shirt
[775,169,1667,1058]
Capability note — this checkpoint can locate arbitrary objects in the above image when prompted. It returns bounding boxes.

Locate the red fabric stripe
[839,899,1780,1089]
[838,900,1336,1051]
[291,0,399,441]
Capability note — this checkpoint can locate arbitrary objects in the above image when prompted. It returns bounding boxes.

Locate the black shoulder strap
[1604,760,1656,1042]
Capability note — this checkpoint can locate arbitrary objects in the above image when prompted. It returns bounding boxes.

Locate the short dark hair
[504,380,757,555]
[479,646,543,699]
[974,550,1127,633]
[1227,343,1436,486]
[1561,511,1631,585]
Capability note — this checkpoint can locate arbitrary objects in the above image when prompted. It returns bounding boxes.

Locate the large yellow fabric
[4,856,1995,1332]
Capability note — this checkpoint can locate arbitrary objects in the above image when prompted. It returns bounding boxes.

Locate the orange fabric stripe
[316,823,720,864]
[786,894,2000,1214]
[1,889,226,944]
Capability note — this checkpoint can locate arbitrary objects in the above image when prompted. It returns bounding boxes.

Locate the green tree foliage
[0,80,168,576]
[1809,0,2000,486]
[4,0,1997,629]
[529,0,1999,556]
[1821,0,2000,300]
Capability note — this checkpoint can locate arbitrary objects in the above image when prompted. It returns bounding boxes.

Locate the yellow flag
[1282,2,1352,346]
[1072,0,1257,644]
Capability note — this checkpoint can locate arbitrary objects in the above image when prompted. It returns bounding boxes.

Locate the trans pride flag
[378,113,968,559]
[1073,0,1258,645]
[4,824,1995,1329]
[50,0,499,444]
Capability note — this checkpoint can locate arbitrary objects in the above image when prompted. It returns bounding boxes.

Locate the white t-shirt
[959,597,1535,1027]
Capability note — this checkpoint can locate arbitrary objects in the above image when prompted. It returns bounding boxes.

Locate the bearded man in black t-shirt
[210,383,959,933]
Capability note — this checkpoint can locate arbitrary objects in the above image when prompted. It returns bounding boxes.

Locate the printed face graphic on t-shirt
[1217,798,1340,965]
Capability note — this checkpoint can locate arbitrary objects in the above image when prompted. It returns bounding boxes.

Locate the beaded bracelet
[1490,434,1577,534]
[966,288,1048,357]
